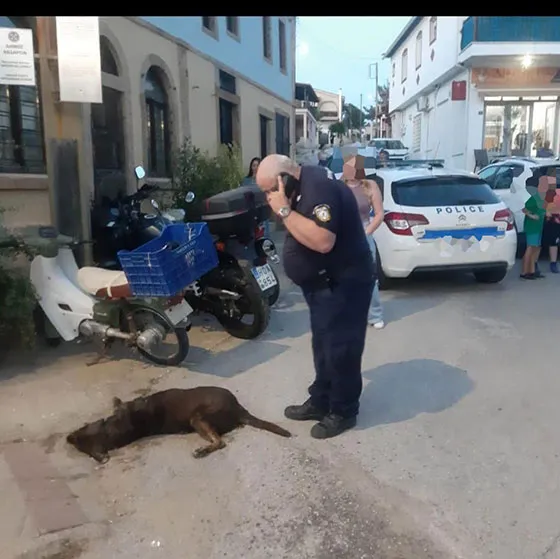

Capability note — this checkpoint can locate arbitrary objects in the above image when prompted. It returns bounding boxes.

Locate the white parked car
[477,156,560,254]
[368,138,409,160]
[333,161,517,289]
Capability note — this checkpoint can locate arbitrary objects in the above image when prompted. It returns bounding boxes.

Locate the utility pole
[369,62,379,138]
[359,93,363,142]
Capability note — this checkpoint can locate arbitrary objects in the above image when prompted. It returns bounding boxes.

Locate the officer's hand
[266,176,290,214]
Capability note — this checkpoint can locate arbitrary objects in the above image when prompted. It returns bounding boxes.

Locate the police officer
[255,154,375,439]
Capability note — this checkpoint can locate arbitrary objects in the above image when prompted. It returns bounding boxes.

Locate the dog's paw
[192,447,208,459]
[93,454,109,464]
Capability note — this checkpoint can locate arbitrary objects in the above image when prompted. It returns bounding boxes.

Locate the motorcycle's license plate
[165,300,193,325]
[251,264,278,291]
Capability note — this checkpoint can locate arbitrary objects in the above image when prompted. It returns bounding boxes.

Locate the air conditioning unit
[416,96,431,112]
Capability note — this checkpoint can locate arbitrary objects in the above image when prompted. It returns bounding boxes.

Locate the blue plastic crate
[117,222,219,297]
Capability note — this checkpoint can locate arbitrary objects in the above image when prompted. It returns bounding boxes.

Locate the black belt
[301,269,335,293]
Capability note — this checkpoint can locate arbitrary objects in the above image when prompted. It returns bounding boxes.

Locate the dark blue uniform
[283,166,375,419]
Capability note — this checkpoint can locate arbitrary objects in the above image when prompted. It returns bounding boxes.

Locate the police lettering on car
[436,206,485,214]
[255,155,375,440]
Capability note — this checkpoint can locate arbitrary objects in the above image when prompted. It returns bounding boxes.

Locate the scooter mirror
[134,166,146,181]
[185,191,195,203]
[151,199,159,210]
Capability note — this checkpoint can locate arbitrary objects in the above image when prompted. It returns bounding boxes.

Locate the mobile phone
[279,172,299,199]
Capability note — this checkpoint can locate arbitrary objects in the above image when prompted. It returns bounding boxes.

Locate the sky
[295,16,412,109]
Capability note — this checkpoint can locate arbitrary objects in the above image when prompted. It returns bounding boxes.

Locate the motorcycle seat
[77,267,133,299]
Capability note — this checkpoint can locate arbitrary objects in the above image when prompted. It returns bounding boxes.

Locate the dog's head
[67,418,111,463]
[67,398,139,463]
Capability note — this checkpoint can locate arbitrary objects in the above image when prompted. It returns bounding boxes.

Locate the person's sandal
[520,273,537,280]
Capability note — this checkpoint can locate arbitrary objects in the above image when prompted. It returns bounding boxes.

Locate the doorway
[483,102,532,158]
[530,101,557,156]
[92,36,127,205]
[483,96,560,160]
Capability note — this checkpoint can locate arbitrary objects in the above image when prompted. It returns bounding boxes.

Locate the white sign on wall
[0,27,36,86]
[56,16,102,103]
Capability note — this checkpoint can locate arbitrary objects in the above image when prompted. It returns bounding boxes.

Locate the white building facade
[385,16,560,172]
[315,88,344,137]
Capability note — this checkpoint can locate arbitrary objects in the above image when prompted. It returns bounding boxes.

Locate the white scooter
[25,227,193,366]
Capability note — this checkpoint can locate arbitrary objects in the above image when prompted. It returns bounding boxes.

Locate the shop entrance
[483,96,559,159]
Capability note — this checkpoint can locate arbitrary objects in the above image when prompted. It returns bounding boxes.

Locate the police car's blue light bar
[387,159,445,168]
[325,156,446,174]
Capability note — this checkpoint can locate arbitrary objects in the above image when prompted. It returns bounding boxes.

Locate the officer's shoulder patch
[313,204,332,223]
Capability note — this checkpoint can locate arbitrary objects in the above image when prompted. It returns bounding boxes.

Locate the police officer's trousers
[303,278,374,418]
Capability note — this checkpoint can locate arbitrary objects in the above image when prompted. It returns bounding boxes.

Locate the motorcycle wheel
[125,305,190,366]
[215,270,271,340]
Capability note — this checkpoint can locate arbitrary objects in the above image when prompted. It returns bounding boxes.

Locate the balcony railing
[461,16,560,51]
[295,99,318,110]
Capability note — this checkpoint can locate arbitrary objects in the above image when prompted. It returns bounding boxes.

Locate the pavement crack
[538,530,560,559]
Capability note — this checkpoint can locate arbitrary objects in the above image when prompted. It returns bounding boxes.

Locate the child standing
[521,175,548,279]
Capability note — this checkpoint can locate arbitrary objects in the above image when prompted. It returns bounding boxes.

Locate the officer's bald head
[256,154,300,193]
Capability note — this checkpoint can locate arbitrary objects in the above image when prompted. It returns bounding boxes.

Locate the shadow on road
[383,293,442,324]
[0,338,101,382]
[357,358,474,430]
[185,339,291,377]
[388,269,515,294]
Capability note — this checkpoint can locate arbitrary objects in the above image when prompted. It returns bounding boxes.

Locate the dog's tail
[240,410,291,438]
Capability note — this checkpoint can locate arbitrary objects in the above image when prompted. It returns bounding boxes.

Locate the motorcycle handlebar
[133,182,159,200]
[116,182,159,208]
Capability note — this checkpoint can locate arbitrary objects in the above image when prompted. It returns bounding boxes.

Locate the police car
[330,160,517,289]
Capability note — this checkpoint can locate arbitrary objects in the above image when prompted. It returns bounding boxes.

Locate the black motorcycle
[90,166,280,340]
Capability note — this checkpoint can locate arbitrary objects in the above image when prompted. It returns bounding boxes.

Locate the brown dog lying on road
[67,387,291,463]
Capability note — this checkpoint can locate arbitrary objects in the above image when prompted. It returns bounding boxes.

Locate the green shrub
[0,208,38,351]
[171,138,244,220]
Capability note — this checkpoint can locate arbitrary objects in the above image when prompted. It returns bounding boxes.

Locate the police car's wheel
[375,249,393,291]
[473,267,508,284]
[515,230,526,259]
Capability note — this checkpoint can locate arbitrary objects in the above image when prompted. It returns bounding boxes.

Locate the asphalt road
[2,252,560,558]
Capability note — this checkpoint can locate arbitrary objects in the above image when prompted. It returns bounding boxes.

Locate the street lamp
[368,62,380,138]
[521,54,533,70]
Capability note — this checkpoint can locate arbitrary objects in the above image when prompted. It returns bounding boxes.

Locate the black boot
[310,413,357,439]
[284,398,327,421]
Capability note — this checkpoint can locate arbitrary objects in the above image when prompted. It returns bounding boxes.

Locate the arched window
[144,67,170,177]
[415,31,423,69]
[91,36,125,183]
[100,36,119,76]
[401,49,408,83]
[0,16,45,174]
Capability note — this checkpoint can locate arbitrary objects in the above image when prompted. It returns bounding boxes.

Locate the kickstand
[86,337,114,367]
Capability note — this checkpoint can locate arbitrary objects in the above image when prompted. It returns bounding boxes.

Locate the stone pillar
[35,16,95,263]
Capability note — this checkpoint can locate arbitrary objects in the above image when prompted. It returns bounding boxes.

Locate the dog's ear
[112,397,124,411]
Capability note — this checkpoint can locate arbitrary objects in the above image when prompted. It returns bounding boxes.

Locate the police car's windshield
[392,176,500,207]
[371,140,405,150]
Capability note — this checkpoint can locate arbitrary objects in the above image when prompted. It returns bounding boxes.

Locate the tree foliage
[329,121,346,138]
[342,103,366,130]
[171,138,245,220]
[0,208,38,352]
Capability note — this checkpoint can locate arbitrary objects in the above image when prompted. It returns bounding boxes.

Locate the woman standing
[342,155,385,328]
[241,157,261,186]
